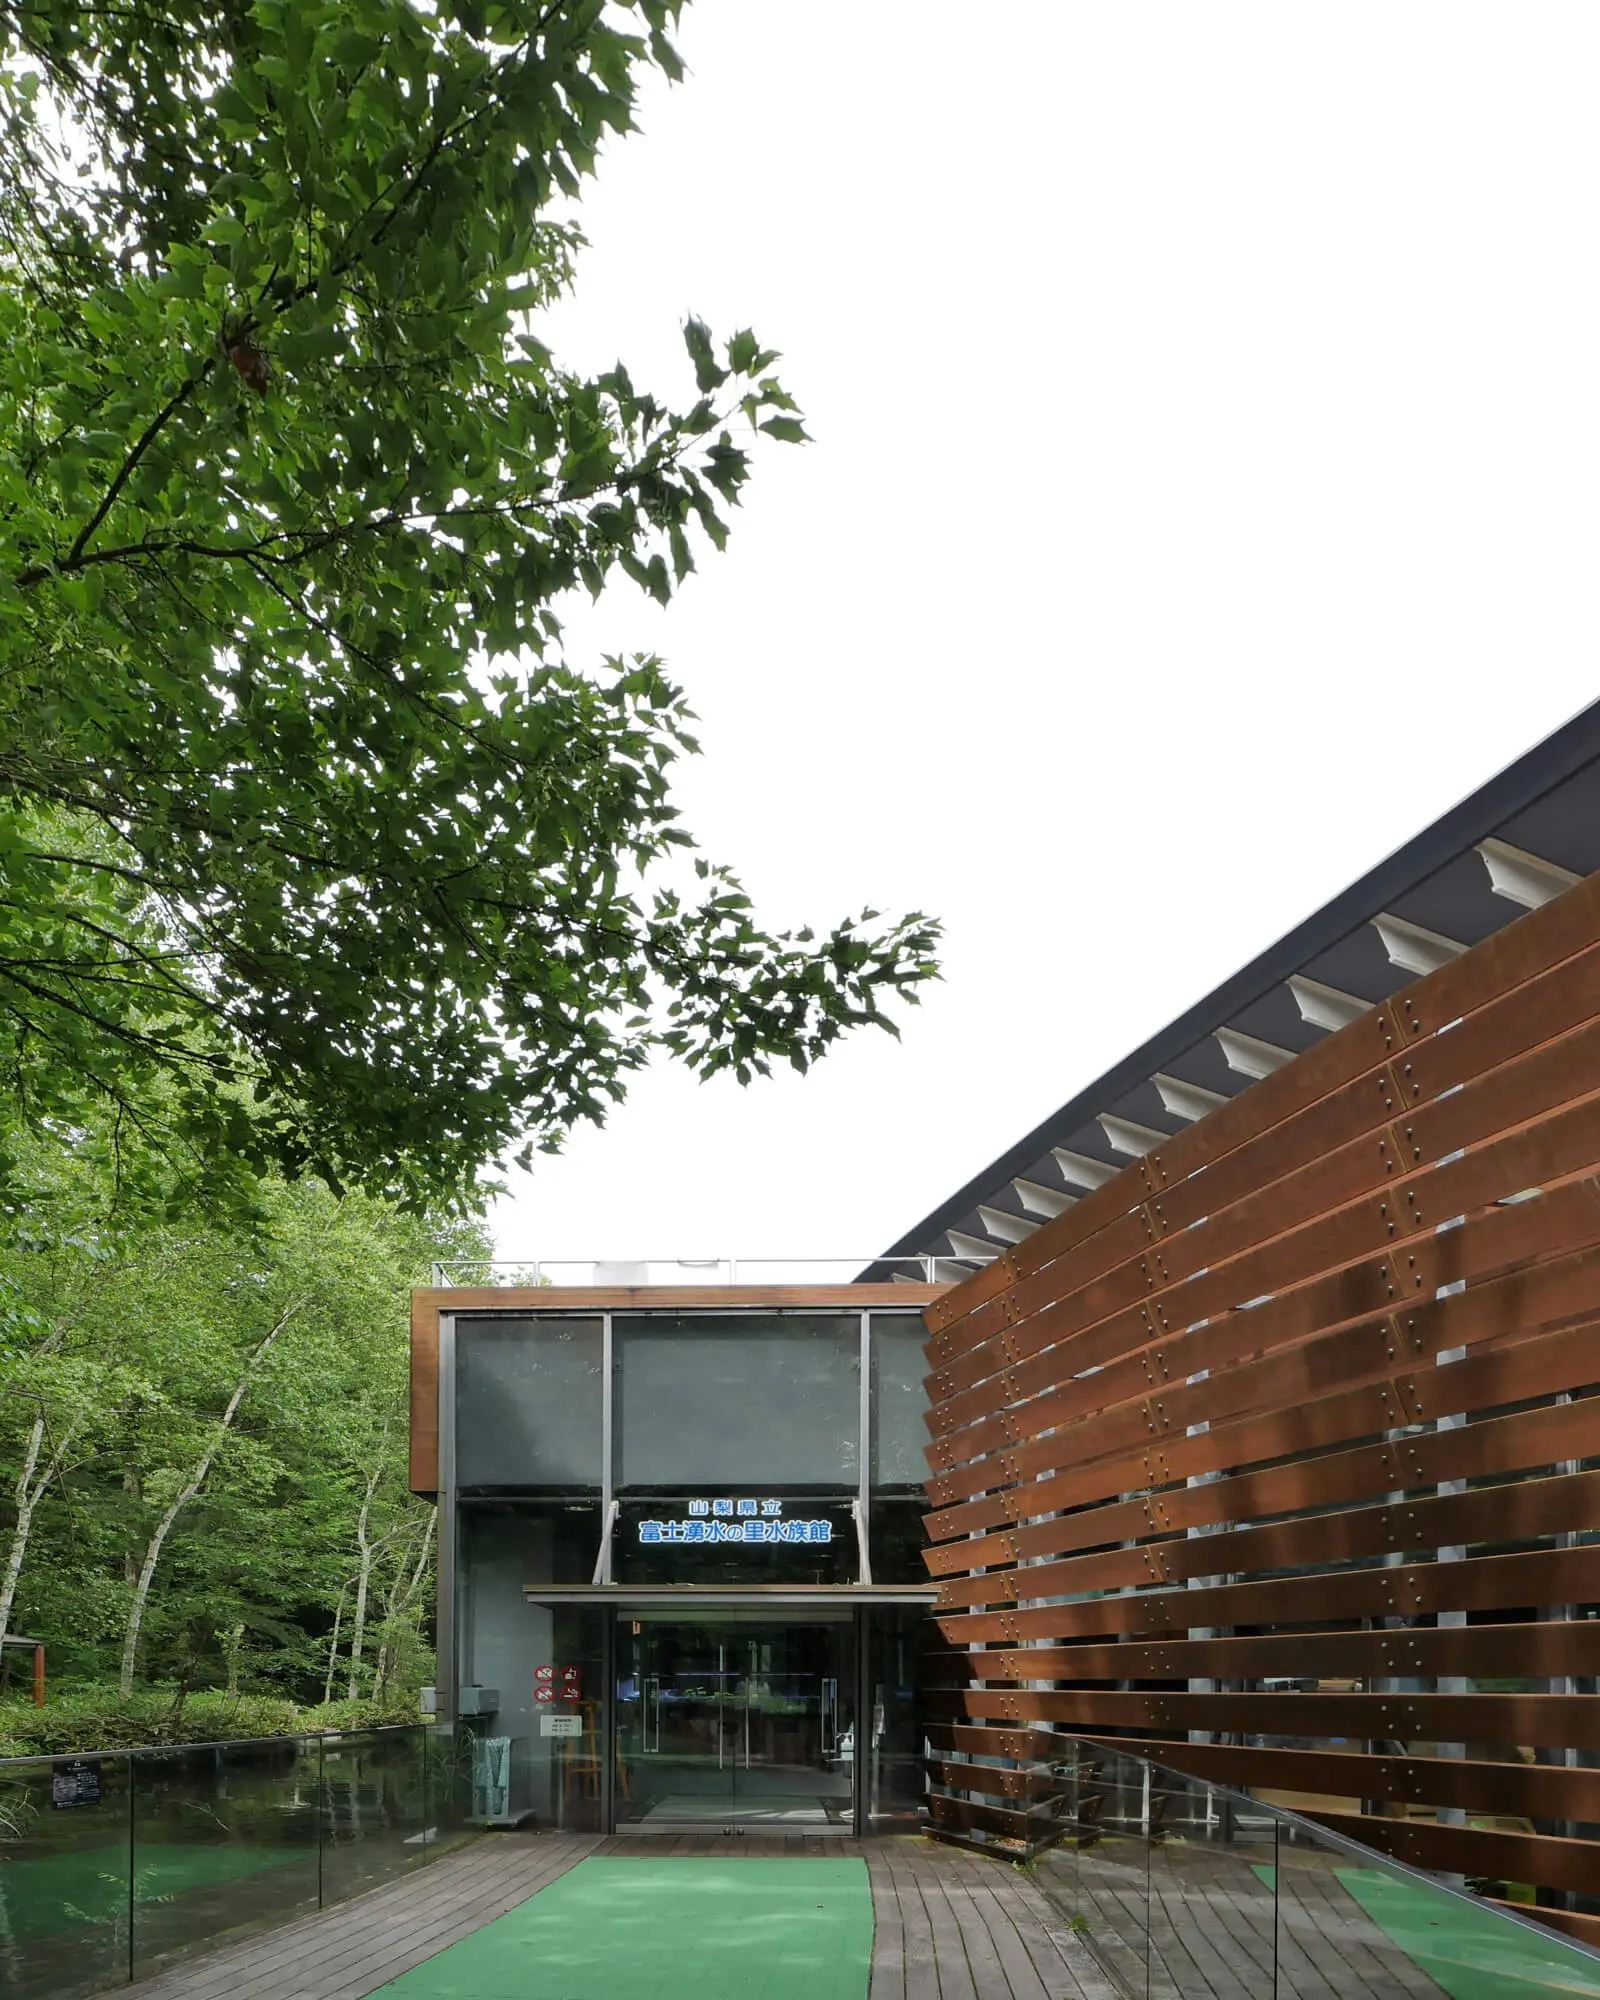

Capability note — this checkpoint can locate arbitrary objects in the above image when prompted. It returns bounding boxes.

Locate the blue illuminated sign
[635,1498,834,1546]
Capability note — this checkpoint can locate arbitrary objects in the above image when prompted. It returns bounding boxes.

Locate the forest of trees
[0,1109,486,1747]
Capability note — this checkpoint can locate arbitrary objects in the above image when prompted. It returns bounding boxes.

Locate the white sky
[490,1,1600,1268]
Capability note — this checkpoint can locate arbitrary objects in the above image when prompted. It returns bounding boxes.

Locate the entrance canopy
[523,1585,936,1609]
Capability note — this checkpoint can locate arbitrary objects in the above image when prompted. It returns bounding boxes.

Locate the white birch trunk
[118,1305,296,1694]
[345,1466,383,1700]
[0,1414,78,1653]
[374,1507,436,1697]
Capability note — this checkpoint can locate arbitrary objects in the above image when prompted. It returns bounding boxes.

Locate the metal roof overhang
[522,1584,938,1609]
[870,695,1600,1277]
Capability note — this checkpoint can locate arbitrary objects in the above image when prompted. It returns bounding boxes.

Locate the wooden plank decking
[114,1831,1113,2000]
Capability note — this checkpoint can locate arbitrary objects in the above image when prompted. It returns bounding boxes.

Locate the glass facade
[446,1303,933,1834]
[614,1315,860,1487]
[455,1316,603,1492]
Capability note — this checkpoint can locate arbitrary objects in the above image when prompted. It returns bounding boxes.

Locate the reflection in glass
[0,1752,131,2000]
[455,1316,604,1491]
[615,1316,860,1487]
[865,1605,927,1832]
[615,1616,854,1831]
[867,1493,931,1584]
[131,1738,319,1982]
[1147,1770,1275,2000]
[871,1316,932,1487]
[1278,1817,1600,2000]
[1035,1737,1600,2000]
[319,1729,439,1906]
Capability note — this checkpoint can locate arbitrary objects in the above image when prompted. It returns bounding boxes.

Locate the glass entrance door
[614,1616,854,1831]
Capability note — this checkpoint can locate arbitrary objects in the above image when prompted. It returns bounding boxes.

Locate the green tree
[0,1146,474,1701]
[0,0,938,1212]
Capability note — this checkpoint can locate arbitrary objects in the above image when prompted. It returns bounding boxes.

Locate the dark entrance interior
[614,1613,854,1831]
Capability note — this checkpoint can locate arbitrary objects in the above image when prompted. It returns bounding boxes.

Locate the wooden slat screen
[919,870,1600,1917]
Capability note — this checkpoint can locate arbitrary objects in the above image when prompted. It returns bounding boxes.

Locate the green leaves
[0,0,940,1214]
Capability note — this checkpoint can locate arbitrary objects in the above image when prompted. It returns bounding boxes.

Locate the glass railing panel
[0,1751,131,2000]
[1279,1812,1600,2000]
[1146,1766,1276,2000]
[1035,1743,1154,1997]
[1029,1734,1600,2000]
[130,1735,319,1983]
[319,1727,437,1906]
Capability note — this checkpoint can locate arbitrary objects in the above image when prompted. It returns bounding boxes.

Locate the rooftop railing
[0,1723,473,2000]
[934,1734,1600,2000]
[427,1255,962,1287]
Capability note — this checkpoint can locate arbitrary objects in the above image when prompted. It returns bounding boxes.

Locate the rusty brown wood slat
[926,1103,1600,1459]
[1069,1737,1600,1822]
[925,1172,1600,1491]
[934,1462,1600,1609]
[408,1288,440,1494]
[1309,1811,1600,1899]
[962,1615,1600,1682]
[951,1688,1600,1747]
[928,1229,1600,1475]
[932,1128,1600,1488]
[939,1540,1600,1648]
[929,1307,1600,1519]
[925,870,1600,1351]
[931,1390,1600,1575]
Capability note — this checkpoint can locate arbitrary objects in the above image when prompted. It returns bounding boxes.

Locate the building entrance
[614,1612,854,1831]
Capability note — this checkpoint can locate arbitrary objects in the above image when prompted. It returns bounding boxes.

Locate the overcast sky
[488,1,1600,1271]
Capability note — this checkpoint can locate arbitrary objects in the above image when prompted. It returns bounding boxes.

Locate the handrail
[944,1731,1600,1991]
[0,1717,433,1765]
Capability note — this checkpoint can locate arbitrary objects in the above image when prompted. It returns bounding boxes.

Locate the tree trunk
[118,1304,297,1694]
[0,1413,77,1653]
[374,1507,436,1698]
[345,1466,383,1701]
[323,1582,349,1704]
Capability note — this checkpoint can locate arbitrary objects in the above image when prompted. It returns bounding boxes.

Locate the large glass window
[614,1316,860,1488]
[455,1317,603,1492]
[871,1316,931,1488]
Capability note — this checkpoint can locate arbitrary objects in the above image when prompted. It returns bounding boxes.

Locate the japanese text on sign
[635,1498,832,1545]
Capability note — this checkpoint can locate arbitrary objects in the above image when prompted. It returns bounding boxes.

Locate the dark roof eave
[870,694,1600,1270]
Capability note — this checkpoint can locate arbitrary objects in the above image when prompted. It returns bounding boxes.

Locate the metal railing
[428,1255,959,1287]
[0,1723,473,2000]
[934,1735,1600,1999]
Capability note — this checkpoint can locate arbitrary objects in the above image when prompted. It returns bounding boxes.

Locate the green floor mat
[1251,1862,1600,2000]
[1332,1866,1600,2000]
[370,1855,874,2000]
[0,1840,309,1943]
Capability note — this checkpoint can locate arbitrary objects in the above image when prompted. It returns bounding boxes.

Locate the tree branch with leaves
[0,0,939,1218]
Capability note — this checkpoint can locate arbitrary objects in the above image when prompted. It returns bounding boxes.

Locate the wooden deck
[116,1830,1114,2000]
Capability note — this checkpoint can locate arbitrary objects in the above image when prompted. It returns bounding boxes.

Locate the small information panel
[540,1713,583,1738]
[52,1759,101,1810]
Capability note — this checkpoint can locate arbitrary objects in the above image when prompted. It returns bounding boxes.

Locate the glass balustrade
[0,1724,471,2000]
[1008,1737,1600,2000]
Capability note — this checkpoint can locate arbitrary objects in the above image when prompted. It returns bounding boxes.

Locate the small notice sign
[541,1713,582,1738]
[52,1759,101,1810]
